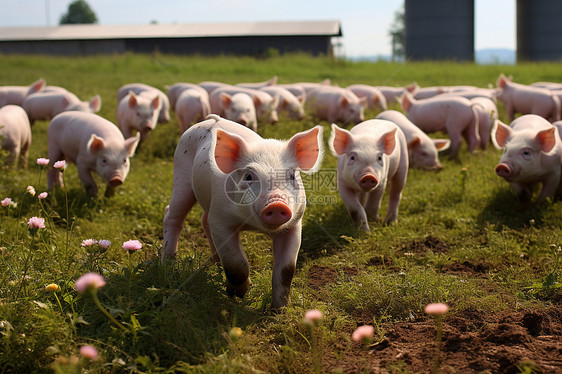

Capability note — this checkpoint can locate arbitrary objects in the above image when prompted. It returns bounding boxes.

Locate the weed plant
[0,53,561,372]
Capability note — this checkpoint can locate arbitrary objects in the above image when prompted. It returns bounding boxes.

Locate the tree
[59,0,98,25]
[388,5,405,61]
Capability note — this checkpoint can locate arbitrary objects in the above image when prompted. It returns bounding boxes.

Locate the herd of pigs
[2,73,562,308]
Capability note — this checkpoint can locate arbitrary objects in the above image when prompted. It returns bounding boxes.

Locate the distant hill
[348,49,516,65]
[475,49,516,65]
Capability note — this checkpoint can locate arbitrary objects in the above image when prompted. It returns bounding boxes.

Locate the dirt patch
[307,265,338,290]
[321,306,562,373]
[402,236,450,255]
[367,256,400,271]
[441,260,491,278]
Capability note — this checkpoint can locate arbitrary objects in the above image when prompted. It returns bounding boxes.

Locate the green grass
[1,53,561,372]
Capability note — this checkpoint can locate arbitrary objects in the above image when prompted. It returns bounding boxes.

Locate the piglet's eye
[378,154,383,161]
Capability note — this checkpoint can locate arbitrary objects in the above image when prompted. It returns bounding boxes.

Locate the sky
[0,0,516,58]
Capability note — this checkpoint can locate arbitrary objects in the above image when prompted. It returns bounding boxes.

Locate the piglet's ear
[214,129,248,174]
[407,136,421,149]
[400,92,412,112]
[287,125,324,173]
[221,93,232,109]
[29,78,46,94]
[128,91,137,108]
[536,127,556,153]
[329,123,352,157]
[433,139,451,151]
[491,120,511,149]
[90,95,102,112]
[379,128,397,155]
[151,95,161,110]
[124,133,141,157]
[87,134,105,155]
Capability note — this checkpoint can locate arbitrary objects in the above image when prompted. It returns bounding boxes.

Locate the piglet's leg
[207,221,251,299]
[537,175,560,204]
[364,184,385,222]
[511,183,532,206]
[384,181,403,224]
[161,178,196,261]
[201,211,220,263]
[271,222,302,310]
[340,184,369,232]
[76,162,98,198]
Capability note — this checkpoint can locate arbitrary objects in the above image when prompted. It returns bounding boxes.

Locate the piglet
[400,91,479,157]
[0,78,45,107]
[492,114,562,205]
[47,111,140,198]
[209,85,279,124]
[347,84,388,111]
[260,86,305,120]
[210,91,257,131]
[307,86,366,125]
[167,82,208,111]
[376,110,449,170]
[471,96,498,150]
[117,83,170,123]
[162,114,324,309]
[330,119,408,231]
[496,74,560,122]
[116,91,161,142]
[175,88,211,133]
[23,91,101,124]
[0,105,32,167]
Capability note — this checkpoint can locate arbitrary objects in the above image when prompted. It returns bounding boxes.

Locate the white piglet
[47,112,140,198]
[117,83,171,123]
[492,114,562,205]
[175,88,211,133]
[307,86,366,125]
[162,114,324,309]
[0,78,45,107]
[209,91,258,131]
[116,91,161,142]
[0,105,32,167]
[23,91,101,124]
[400,91,479,157]
[330,119,408,231]
[376,110,449,170]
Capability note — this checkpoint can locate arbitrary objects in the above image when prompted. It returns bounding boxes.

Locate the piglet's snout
[108,172,124,187]
[495,163,512,179]
[260,196,292,226]
[359,173,378,191]
[109,177,123,187]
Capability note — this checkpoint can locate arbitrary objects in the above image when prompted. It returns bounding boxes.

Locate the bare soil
[305,239,562,374]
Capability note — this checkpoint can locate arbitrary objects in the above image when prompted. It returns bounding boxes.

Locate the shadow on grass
[300,201,358,260]
[78,256,265,367]
[476,188,548,229]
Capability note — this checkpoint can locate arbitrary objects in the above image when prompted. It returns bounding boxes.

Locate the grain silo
[405,0,474,61]
[517,0,562,61]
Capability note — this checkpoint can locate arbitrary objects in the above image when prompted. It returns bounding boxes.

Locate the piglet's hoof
[226,278,252,299]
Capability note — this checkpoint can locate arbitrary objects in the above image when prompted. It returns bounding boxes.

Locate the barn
[0,20,342,57]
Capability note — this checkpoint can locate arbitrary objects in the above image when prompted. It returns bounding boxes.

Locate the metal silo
[405,0,474,61]
[517,0,562,61]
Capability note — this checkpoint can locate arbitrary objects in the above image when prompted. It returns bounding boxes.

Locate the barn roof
[0,20,342,41]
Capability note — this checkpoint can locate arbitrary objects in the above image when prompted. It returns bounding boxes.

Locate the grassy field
[0,53,561,373]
